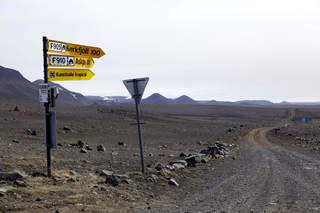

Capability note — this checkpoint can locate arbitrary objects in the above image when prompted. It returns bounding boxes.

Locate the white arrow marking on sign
[123,77,149,100]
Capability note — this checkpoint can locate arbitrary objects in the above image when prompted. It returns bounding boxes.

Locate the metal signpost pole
[43,36,51,177]
[133,80,145,174]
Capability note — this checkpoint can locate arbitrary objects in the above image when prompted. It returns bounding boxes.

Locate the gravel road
[164,127,320,213]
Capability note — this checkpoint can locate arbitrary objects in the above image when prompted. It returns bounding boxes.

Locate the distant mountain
[86,96,104,101]
[142,93,173,104]
[0,66,39,103]
[206,100,234,105]
[0,65,92,105]
[141,93,277,106]
[235,100,273,105]
[33,80,92,106]
[173,95,198,104]
[280,101,320,106]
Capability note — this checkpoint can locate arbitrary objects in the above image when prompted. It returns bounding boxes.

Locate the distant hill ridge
[0,66,38,103]
[142,93,172,104]
[173,95,198,104]
[87,93,297,106]
[142,93,276,106]
[0,65,91,105]
[2,65,319,106]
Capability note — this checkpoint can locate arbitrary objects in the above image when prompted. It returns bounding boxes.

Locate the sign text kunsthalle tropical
[48,68,94,81]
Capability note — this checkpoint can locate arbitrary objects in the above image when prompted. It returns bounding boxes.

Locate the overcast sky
[1,0,320,102]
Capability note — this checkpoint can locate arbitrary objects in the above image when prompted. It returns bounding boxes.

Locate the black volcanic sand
[0,102,298,212]
[268,107,320,153]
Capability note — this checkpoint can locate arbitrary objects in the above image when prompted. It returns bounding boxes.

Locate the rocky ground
[0,103,308,212]
[268,107,320,153]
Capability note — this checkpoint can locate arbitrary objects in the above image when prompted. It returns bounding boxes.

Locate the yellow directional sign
[47,39,105,58]
[48,54,95,68]
[48,68,94,81]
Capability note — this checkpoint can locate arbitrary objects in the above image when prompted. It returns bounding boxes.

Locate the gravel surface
[147,127,320,213]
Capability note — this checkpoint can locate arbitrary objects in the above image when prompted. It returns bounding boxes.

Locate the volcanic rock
[14,180,27,187]
[96,169,113,177]
[0,188,9,196]
[26,129,37,136]
[97,145,106,152]
[63,126,72,131]
[168,178,179,186]
[147,174,159,183]
[12,139,19,143]
[106,175,120,186]
[13,106,19,112]
[0,171,27,181]
[159,168,172,179]
[80,148,87,153]
[69,170,78,176]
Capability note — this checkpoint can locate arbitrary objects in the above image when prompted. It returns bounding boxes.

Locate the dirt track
[156,127,320,213]
[2,104,320,212]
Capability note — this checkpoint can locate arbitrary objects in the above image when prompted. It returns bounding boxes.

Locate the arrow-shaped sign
[48,68,94,81]
[48,54,95,68]
[47,39,105,58]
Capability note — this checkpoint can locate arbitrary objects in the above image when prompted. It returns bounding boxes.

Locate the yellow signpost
[47,39,105,58]
[48,54,95,68]
[48,68,94,81]
[43,37,105,178]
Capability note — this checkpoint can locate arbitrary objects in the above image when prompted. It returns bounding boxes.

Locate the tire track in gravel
[162,127,320,213]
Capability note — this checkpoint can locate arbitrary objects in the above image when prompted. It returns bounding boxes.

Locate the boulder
[164,165,175,170]
[186,153,210,166]
[118,141,126,146]
[26,129,37,136]
[0,171,27,181]
[147,174,159,183]
[12,139,19,143]
[155,164,165,171]
[116,174,129,180]
[201,156,211,163]
[13,106,19,112]
[69,170,78,176]
[67,177,77,182]
[63,126,72,131]
[169,160,188,167]
[97,145,106,152]
[172,164,185,169]
[216,154,225,159]
[200,145,222,156]
[96,169,113,177]
[77,140,87,148]
[159,168,172,179]
[179,152,187,157]
[121,179,131,184]
[0,188,9,196]
[80,148,87,153]
[106,175,120,186]
[14,180,27,187]
[32,172,46,177]
[168,178,179,186]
